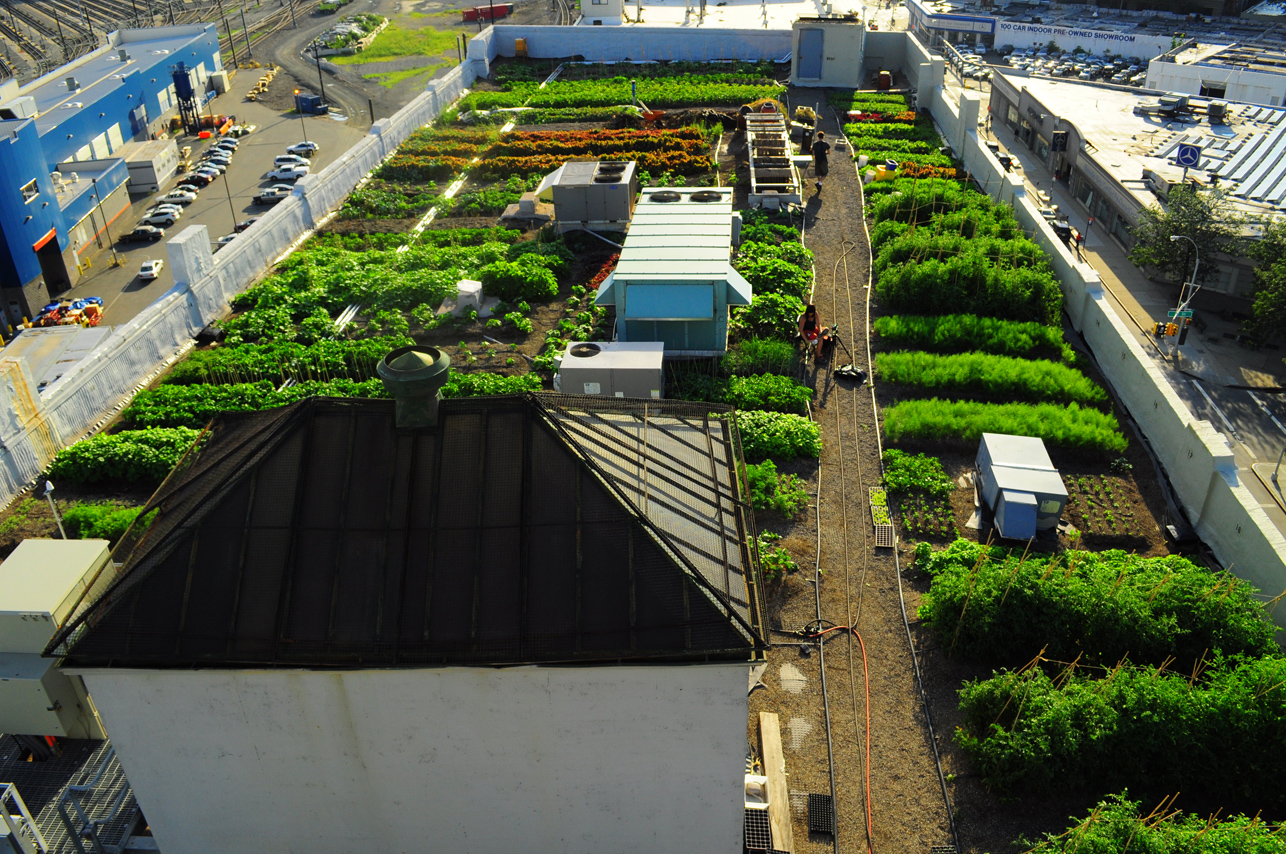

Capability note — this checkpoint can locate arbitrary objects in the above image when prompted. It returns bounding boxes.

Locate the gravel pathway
[749,90,954,854]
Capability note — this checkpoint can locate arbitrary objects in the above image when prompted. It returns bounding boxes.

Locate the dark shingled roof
[50,394,768,669]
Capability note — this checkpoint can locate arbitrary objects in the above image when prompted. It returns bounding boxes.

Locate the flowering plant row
[377,155,470,183]
[479,151,711,178]
[460,76,783,111]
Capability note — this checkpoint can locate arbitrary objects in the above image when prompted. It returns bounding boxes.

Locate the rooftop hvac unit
[551,160,639,232]
[975,433,1068,540]
[554,341,664,399]
[0,96,37,120]
[65,77,78,92]
[0,539,112,738]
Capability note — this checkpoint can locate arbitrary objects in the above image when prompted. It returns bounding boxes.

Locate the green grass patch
[363,62,447,88]
[331,23,457,66]
[883,398,1126,455]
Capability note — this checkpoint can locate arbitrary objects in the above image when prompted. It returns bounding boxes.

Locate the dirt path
[749,91,954,854]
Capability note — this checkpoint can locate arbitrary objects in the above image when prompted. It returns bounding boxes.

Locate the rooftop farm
[846,88,1286,849]
[17,59,823,558]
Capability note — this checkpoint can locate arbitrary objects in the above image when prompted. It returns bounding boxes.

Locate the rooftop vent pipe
[377,346,451,429]
[65,77,79,91]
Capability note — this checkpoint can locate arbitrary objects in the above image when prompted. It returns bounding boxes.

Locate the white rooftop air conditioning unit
[0,538,112,739]
[554,342,665,399]
[551,160,639,232]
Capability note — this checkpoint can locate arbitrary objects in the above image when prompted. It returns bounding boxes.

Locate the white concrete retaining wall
[902,35,1286,619]
[77,664,748,854]
[485,23,793,63]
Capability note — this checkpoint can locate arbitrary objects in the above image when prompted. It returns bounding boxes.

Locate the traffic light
[1165,323,1179,336]
[1152,322,1165,336]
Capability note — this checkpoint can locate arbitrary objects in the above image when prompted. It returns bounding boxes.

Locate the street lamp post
[293,88,307,139]
[91,177,120,268]
[1273,442,1285,485]
[1168,234,1200,348]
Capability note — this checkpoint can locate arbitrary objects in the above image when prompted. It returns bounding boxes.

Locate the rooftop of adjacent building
[8,24,215,138]
[1000,72,1286,216]
[1169,40,1286,73]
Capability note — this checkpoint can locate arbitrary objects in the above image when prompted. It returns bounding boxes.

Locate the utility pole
[240,6,251,58]
[216,0,238,67]
[311,41,327,107]
[222,170,237,230]
[288,0,297,28]
[51,5,68,60]
[79,0,93,37]
[91,178,120,268]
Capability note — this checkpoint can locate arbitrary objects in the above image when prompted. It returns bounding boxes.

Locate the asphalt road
[264,0,386,128]
[58,67,366,324]
[1177,380,1286,468]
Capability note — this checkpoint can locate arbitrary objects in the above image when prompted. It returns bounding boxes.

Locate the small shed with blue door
[594,187,751,355]
[975,432,1068,540]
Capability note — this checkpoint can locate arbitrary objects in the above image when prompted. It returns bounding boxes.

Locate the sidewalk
[987,119,1286,389]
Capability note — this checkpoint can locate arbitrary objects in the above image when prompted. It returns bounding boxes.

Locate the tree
[1128,185,1243,289]
[1246,219,1286,340]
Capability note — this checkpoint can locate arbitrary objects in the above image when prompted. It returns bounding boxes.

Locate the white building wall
[579,0,623,24]
[76,663,748,854]
[1145,60,1286,106]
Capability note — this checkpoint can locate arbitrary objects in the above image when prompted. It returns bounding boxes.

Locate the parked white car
[159,189,197,205]
[286,141,319,157]
[273,154,309,168]
[267,165,309,181]
[138,259,164,280]
[140,210,180,227]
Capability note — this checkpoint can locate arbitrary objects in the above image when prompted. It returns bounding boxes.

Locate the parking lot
[57,67,368,328]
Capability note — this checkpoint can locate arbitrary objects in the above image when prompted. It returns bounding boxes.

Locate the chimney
[377,346,451,429]
[65,77,79,91]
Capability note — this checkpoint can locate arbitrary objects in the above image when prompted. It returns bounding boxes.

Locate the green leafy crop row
[875,350,1106,405]
[957,656,1286,808]
[735,410,821,461]
[672,372,812,415]
[123,373,542,429]
[47,428,202,487]
[883,399,1126,455]
[881,450,954,499]
[873,314,1071,361]
[918,539,1276,668]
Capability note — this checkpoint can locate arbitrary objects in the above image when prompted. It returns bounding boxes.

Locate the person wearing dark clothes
[798,303,826,359]
[811,132,831,192]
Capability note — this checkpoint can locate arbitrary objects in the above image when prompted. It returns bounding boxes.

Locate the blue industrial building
[0,24,221,325]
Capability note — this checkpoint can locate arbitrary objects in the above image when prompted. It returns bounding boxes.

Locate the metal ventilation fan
[651,191,682,202]
[691,190,725,202]
[569,343,602,357]
[593,175,622,183]
[597,162,627,174]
